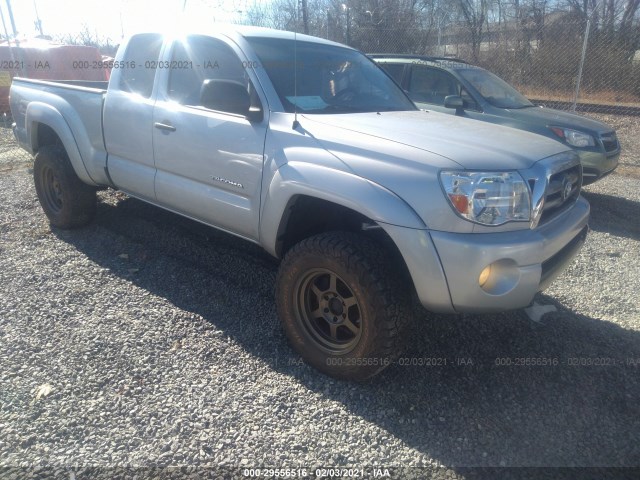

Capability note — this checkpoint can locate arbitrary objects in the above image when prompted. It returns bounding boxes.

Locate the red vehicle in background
[0,38,109,116]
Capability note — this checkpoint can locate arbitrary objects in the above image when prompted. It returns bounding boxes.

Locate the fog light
[477,259,521,295]
[479,265,492,287]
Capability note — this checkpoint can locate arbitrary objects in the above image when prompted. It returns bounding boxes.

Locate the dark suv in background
[370,54,620,184]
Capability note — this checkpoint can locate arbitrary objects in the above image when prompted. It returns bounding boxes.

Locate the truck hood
[301,110,568,170]
[503,105,614,135]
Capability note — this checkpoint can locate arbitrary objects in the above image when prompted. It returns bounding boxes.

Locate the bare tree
[456,0,489,62]
[620,0,640,31]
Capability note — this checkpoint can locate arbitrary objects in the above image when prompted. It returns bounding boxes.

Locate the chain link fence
[0,118,31,172]
[334,19,640,116]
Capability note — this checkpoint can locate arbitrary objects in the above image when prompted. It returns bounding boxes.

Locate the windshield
[246,37,416,114]
[458,68,533,109]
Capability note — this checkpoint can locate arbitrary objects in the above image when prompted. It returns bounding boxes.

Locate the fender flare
[26,102,97,186]
[260,162,426,257]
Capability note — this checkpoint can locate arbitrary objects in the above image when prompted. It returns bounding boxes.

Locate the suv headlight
[549,127,595,148]
[440,171,531,226]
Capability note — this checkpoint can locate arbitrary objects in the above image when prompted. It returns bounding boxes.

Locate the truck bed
[10,77,109,186]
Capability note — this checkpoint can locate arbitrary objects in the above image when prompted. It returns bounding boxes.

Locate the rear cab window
[166,35,260,111]
[119,33,163,97]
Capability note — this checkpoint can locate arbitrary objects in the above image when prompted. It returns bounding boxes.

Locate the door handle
[154,122,176,132]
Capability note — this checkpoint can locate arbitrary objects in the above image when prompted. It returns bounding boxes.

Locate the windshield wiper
[318,105,372,113]
[374,106,404,112]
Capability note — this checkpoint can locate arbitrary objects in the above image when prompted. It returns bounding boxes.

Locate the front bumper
[579,149,619,185]
[382,196,590,314]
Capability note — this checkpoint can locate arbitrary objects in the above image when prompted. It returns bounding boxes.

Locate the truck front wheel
[276,232,410,380]
[33,145,96,229]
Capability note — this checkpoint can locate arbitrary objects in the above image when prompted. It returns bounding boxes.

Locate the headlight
[440,171,531,226]
[549,127,595,148]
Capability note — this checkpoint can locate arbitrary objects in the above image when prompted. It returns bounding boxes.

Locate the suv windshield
[246,37,416,114]
[458,68,533,109]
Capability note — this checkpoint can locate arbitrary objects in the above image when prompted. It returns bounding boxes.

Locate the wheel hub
[328,297,344,317]
[321,294,346,324]
[296,269,362,353]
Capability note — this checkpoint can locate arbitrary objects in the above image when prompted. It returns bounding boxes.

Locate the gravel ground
[0,119,639,479]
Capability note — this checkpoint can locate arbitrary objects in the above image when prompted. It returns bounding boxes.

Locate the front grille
[600,132,619,153]
[538,163,582,225]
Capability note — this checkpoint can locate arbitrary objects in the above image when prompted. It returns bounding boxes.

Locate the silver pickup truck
[11,27,589,380]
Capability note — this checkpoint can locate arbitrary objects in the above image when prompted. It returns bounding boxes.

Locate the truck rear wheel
[33,145,96,228]
[276,231,410,380]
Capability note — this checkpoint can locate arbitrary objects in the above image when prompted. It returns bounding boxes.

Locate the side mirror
[444,95,464,115]
[200,79,259,119]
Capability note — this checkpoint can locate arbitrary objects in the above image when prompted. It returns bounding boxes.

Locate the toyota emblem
[562,179,573,200]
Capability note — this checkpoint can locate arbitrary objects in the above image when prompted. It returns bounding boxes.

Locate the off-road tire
[276,231,410,380]
[33,145,96,228]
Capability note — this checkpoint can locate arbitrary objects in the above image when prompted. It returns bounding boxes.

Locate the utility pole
[326,10,330,39]
[342,3,350,45]
[346,7,350,45]
[5,0,18,41]
[301,0,309,34]
[572,19,591,112]
[33,0,43,36]
[1,0,25,77]
[0,5,11,43]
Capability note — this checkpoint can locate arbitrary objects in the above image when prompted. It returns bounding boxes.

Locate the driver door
[152,36,267,241]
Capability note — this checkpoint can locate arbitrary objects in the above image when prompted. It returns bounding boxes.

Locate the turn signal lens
[448,193,470,214]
